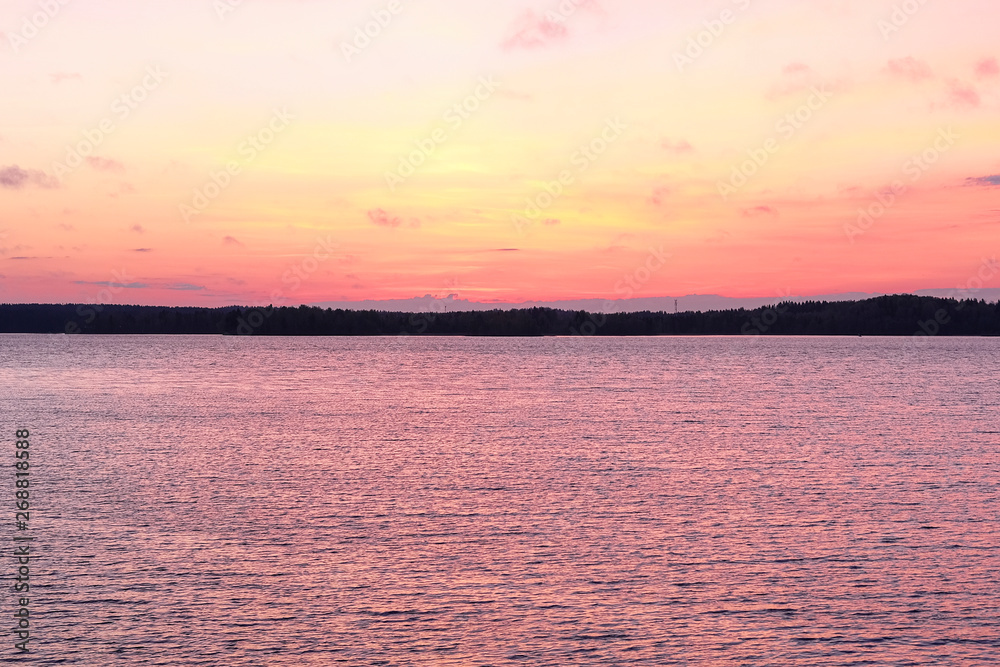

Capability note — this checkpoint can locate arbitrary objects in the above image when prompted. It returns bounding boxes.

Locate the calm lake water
[2,335,999,665]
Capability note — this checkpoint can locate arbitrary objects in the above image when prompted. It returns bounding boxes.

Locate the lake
[2,335,998,665]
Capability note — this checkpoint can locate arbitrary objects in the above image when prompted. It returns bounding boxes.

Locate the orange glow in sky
[1,0,998,306]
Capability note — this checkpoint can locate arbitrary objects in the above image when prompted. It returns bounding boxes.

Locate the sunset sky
[1,0,998,306]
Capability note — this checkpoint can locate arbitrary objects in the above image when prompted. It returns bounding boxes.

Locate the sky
[1,0,998,307]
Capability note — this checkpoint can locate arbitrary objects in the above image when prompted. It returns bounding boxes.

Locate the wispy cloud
[0,165,58,190]
[662,140,694,154]
[648,186,670,207]
[886,57,933,82]
[947,79,981,107]
[368,208,402,228]
[966,175,1000,186]
[50,72,82,84]
[501,10,568,51]
[72,279,204,291]
[766,66,848,100]
[223,235,244,246]
[367,209,419,229]
[86,157,125,172]
[974,57,999,80]
[74,280,148,288]
[767,63,813,99]
[742,205,779,217]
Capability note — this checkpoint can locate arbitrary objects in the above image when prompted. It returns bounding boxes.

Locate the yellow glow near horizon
[1,0,999,306]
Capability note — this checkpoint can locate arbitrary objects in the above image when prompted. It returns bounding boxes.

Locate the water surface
[2,335,998,665]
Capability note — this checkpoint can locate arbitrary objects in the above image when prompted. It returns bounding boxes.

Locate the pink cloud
[661,140,694,154]
[648,186,671,207]
[886,57,933,82]
[543,218,560,226]
[765,67,849,101]
[107,182,135,198]
[974,57,999,80]
[367,208,402,228]
[766,63,813,99]
[86,157,125,172]
[50,72,82,84]
[947,80,981,107]
[501,11,568,51]
[742,206,779,217]
[223,235,244,246]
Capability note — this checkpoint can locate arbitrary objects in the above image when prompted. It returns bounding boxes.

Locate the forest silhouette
[1,295,999,337]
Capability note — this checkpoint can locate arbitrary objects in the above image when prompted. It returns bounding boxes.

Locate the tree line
[0,295,998,337]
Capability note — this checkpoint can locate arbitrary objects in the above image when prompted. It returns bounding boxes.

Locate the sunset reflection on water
[4,335,998,665]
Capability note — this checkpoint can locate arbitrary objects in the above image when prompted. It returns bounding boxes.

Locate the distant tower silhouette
[674,299,678,313]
